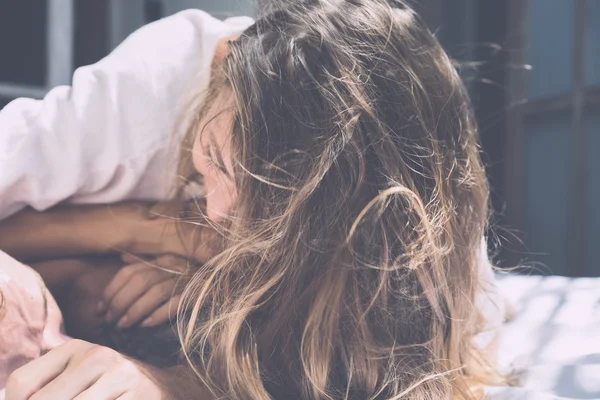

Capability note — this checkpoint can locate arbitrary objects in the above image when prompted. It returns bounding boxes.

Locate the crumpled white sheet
[0,251,69,391]
[486,274,600,400]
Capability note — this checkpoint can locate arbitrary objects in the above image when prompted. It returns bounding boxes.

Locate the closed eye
[203,144,229,176]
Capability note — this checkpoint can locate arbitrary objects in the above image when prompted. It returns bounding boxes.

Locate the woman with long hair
[2,1,503,398]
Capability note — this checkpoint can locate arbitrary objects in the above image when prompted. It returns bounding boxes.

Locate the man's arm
[0,202,214,263]
[0,205,132,262]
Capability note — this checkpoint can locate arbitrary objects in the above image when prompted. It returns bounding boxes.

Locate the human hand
[101,254,186,329]
[117,202,219,264]
[5,339,163,400]
[0,202,217,263]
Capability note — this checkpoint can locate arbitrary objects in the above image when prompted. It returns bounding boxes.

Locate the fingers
[6,340,90,400]
[73,361,162,400]
[71,362,136,400]
[103,262,146,304]
[118,280,177,328]
[103,264,171,325]
[103,255,185,328]
[29,363,101,400]
[121,253,147,265]
[141,295,181,328]
[7,341,162,400]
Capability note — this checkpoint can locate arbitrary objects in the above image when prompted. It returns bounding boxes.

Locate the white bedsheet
[487,274,600,400]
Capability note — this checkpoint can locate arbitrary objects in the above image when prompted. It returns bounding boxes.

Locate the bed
[487,274,600,399]
[1,274,598,400]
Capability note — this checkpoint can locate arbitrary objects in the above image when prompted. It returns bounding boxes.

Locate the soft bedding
[0,251,69,398]
[487,274,600,399]
[2,268,597,399]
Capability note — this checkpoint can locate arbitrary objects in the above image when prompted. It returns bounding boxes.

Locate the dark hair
[179,0,492,398]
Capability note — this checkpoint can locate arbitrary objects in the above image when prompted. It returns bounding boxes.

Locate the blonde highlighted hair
[177,0,494,398]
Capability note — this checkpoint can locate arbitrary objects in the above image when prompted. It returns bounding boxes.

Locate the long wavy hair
[177,0,493,398]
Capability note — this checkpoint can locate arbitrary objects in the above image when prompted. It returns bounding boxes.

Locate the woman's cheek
[205,181,237,222]
[191,146,206,178]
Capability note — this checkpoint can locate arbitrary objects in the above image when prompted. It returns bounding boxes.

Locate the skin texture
[191,92,236,222]
[5,340,163,400]
[102,254,184,329]
[36,257,184,367]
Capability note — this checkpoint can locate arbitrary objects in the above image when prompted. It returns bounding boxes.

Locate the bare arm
[0,204,138,262]
[0,202,213,263]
